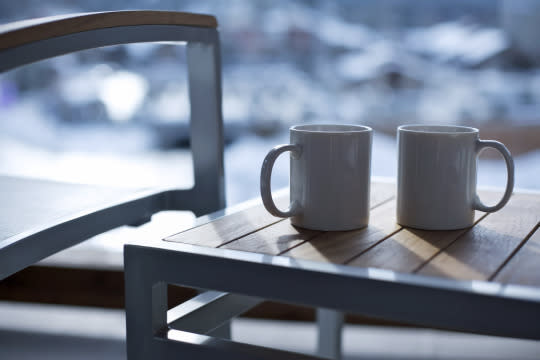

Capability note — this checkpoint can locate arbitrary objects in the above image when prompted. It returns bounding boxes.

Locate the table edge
[134,240,540,304]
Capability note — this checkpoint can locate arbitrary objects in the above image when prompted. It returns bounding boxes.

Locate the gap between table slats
[263,189,496,267]
[267,190,540,289]
[165,182,395,251]
[279,192,493,268]
[218,182,396,253]
[346,212,488,272]
[167,185,540,288]
[491,223,540,286]
[415,193,540,283]
[276,199,400,263]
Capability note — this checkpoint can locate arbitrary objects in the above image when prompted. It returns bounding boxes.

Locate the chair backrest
[0,10,226,216]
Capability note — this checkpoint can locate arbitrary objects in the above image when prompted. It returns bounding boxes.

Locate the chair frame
[1,11,344,359]
[0,11,225,279]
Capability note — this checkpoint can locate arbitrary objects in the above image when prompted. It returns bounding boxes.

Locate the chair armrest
[0,10,217,51]
[0,10,225,278]
[0,10,220,72]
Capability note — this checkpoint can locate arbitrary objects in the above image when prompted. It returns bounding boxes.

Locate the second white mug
[397,124,515,230]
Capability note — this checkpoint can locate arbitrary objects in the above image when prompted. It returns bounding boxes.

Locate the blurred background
[1,0,539,207]
[2,1,540,359]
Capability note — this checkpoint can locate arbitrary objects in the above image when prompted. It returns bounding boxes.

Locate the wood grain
[348,211,487,272]
[0,11,217,51]
[168,186,540,287]
[493,226,540,286]
[217,182,395,256]
[165,194,288,247]
[168,182,395,249]
[417,193,540,281]
[220,220,319,255]
[281,200,400,264]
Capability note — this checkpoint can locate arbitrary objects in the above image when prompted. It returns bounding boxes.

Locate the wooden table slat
[220,220,319,255]
[164,196,288,247]
[416,193,540,281]
[218,182,396,258]
[347,211,488,273]
[167,182,396,249]
[493,226,540,286]
[280,200,400,264]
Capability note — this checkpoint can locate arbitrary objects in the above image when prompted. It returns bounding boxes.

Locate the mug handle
[473,140,515,212]
[260,144,302,217]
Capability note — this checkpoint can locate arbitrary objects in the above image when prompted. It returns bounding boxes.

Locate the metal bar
[207,322,232,339]
[125,246,316,359]
[167,290,262,334]
[317,309,344,360]
[157,329,324,360]
[125,247,165,360]
[185,32,226,216]
[152,282,168,334]
[127,243,540,340]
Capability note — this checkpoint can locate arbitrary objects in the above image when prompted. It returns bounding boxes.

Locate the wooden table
[124,181,540,360]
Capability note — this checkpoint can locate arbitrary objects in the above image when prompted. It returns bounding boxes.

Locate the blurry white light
[156,41,187,45]
[336,45,393,82]
[367,268,397,282]
[318,17,374,49]
[151,85,190,122]
[60,64,113,105]
[124,43,159,60]
[99,71,148,123]
[223,95,249,121]
[470,280,502,295]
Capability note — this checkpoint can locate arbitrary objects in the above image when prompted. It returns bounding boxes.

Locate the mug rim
[398,124,479,134]
[291,123,372,134]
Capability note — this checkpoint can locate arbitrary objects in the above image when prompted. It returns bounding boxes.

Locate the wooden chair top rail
[166,182,540,288]
[0,10,217,51]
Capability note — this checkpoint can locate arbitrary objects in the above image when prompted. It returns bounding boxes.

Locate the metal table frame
[124,202,540,360]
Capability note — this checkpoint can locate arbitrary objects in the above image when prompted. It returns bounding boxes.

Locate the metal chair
[0,11,344,359]
[0,10,225,281]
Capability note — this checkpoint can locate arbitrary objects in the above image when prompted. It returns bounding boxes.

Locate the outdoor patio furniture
[0,12,349,357]
[1,12,351,357]
[125,182,540,359]
[0,10,225,281]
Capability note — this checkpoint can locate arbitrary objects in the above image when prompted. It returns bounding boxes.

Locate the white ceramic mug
[397,124,515,230]
[260,124,372,231]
